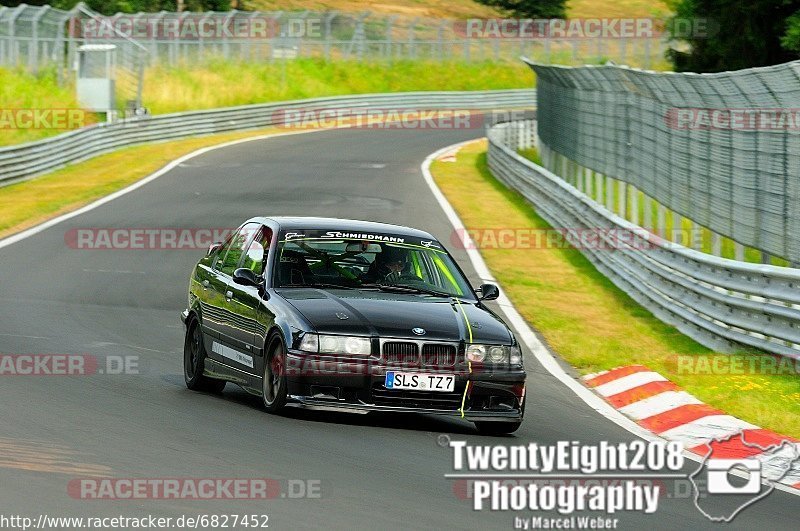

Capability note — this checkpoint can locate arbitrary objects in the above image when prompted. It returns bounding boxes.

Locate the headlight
[465,344,522,365]
[509,345,522,365]
[298,333,319,352]
[299,333,371,356]
[488,346,506,363]
[466,344,486,362]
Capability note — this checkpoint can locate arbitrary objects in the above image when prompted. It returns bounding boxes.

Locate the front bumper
[288,397,523,422]
[285,349,526,422]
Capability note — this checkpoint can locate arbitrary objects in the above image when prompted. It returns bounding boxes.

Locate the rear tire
[184,318,226,393]
[262,336,288,412]
[474,421,522,435]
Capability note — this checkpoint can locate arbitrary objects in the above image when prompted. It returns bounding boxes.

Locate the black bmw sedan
[182,217,526,434]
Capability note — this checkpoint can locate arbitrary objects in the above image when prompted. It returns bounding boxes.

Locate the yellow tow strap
[456,296,474,418]
[459,361,472,418]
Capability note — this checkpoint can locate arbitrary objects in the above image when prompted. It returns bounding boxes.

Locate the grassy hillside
[143,58,533,114]
[0,68,98,145]
[568,0,669,18]
[0,59,533,145]
[245,0,503,19]
[246,0,671,19]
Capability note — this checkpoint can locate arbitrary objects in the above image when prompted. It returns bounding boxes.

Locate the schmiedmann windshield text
[275,230,473,298]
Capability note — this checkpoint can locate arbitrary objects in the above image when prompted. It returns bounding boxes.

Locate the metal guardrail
[487,120,800,359]
[0,89,535,186]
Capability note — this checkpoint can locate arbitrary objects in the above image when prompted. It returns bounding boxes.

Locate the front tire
[184,318,226,393]
[262,336,288,412]
[474,421,522,435]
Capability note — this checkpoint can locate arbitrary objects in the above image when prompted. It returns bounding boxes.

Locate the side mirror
[233,268,262,287]
[478,283,500,301]
[207,242,224,256]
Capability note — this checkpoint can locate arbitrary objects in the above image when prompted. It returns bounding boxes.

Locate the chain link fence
[529,58,800,265]
[0,4,667,72]
[0,3,148,110]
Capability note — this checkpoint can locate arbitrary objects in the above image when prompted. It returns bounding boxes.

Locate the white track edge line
[0,126,345,251]
[419,139,800,497]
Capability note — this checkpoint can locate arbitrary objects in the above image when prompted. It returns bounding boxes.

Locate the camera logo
[706,458,761,494]
[690,430,800,522]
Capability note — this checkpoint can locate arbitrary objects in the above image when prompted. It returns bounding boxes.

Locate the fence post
[734,242,745,261]
[222,10,236,59]
[594,171,603,203]
[605,175,614,211]
[544,37,550,63]
[323,11,336,59]
[711,232,722,257]
[406,17,418,60]
[384,15,396,61]
[0,7,7,65]
[584,168,592,196]
[8,4,26,66]
[32,5,52,73]
[657,203,666,238]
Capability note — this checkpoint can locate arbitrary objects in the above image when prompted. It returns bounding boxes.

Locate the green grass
[248,0,671,19]
[0,67,99,146]
[434,140,800,438]
[0,59,533,146]
[143,58,534,114]
[0,127,281,240]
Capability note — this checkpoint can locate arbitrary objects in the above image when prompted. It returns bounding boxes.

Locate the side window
[241,226,273,275]
[219,223,259,276]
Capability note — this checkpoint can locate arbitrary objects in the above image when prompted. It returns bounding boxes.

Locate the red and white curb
[583,365,800,491]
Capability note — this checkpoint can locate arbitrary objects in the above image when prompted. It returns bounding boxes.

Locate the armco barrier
[487,120,800,359]
[0,89,535,186]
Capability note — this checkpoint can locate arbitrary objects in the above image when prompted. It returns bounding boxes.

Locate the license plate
[384,371,455,392]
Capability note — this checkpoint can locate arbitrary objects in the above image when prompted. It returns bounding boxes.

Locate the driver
[363,245,408,283]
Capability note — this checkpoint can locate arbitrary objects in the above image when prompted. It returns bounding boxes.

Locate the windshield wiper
[361,283,453,298]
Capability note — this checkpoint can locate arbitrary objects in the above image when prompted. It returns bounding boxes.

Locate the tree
[667,0,800,72]
[781,10,800,54]
[474,0,566,19]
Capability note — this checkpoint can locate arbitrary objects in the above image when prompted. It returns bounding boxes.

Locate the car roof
[250,216,437,240]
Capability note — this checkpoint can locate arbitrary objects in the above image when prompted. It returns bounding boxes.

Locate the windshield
[273,230,474,298]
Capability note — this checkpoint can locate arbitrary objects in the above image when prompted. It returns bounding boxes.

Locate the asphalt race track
[0,125,797,529]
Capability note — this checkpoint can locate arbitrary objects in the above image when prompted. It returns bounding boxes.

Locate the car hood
[278,288,512,344]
